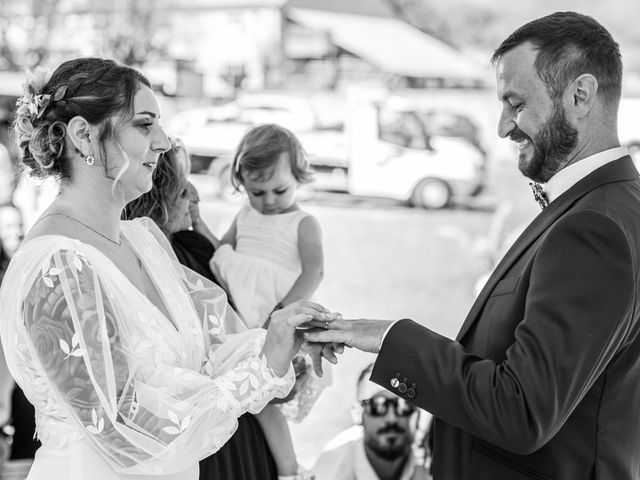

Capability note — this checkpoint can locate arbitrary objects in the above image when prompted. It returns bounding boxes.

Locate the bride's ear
[67,116,97,157]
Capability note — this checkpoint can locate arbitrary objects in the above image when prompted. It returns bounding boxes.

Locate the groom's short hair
[491,11,622,110]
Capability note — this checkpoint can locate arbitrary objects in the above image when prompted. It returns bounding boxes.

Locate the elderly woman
[124,140,225,288]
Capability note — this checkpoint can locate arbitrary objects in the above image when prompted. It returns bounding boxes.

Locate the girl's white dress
[0,218,294,480]
[211,206,310,329]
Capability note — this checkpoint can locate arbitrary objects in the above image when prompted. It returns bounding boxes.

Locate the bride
[0,57,335,480]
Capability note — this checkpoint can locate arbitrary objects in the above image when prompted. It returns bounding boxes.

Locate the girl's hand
[262,300,335,377]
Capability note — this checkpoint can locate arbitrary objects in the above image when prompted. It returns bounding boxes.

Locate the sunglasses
[361,396,416,417]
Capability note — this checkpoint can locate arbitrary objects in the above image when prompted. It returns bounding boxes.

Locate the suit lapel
[456,156,638,342]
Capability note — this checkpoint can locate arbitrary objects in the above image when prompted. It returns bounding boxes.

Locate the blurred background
[1,0,639,469]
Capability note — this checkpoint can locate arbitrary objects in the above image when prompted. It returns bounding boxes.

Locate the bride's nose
[152,126,171,153]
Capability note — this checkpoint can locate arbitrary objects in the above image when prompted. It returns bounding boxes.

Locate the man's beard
[365,424,412,461]
[512,104,578,183]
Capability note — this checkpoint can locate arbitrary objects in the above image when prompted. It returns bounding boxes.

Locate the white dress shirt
[313,426,430,480]
[544,146,629,203]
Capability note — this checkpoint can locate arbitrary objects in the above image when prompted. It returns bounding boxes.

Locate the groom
[307,11,640,480]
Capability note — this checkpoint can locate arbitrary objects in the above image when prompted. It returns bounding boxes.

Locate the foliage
[387,0,502,50]
[89,0,170,66]
[387,0,640,71]
[0,0,62,70]
[0,0,169,70]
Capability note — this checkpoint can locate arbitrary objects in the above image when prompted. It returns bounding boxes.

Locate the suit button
[390,378,400,388]
[398,383,407,393]
[406,388,416,398]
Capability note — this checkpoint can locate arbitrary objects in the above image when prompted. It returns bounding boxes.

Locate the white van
[308,94,487,209]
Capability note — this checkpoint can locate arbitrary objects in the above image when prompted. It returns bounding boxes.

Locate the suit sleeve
[371,210,635,454]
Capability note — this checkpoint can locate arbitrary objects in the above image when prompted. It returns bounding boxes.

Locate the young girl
[210,124,322,327]
[210,124,327,480]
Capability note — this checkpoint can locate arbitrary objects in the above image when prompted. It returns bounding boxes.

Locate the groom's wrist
[379,320,399,350]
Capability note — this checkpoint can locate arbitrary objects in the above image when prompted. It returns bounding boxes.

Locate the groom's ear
[567,73,598,119]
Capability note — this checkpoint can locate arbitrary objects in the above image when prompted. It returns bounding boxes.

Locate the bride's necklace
[41,212,122,245]
[39,213,143,270]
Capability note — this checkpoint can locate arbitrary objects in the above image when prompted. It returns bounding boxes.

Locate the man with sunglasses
[313,364,430,480]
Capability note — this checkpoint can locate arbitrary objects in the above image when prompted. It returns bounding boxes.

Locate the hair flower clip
[34,94,52,119]
[19,82,66,123]
[22,92,51,121]
[53,84,67,102]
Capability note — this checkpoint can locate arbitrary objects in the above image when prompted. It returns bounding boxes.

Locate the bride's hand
[262,300,336,376]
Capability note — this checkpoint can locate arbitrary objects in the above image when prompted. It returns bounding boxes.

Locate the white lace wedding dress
[0,218,294,480]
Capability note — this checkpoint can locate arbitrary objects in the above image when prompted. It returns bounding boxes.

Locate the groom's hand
[301,341,345,377]
[303,319,394,354]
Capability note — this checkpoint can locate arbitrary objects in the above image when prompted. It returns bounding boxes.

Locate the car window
[378,107,430,149]
[418,111,480,148]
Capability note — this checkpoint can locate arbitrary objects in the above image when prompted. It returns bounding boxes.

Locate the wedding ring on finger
[323,321,329,330]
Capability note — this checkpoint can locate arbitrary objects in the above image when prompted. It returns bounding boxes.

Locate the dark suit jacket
[372,156,640,480]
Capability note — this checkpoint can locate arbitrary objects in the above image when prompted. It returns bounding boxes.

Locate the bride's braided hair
[13,57,151,181]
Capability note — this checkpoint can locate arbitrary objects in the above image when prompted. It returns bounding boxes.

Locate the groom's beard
[513,104,579,183]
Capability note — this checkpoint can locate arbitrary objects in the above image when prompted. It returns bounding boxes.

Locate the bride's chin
[123,183,152,204]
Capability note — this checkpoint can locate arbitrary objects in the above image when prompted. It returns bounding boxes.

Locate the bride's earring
[74,147,95,166]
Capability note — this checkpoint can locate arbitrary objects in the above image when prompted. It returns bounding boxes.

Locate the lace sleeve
[133,217,297,405]
[18,246,293,476]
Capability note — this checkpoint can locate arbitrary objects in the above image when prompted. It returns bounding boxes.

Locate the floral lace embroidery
[0,237,294,475]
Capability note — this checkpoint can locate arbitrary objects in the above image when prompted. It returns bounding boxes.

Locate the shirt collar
[544,146,629,203]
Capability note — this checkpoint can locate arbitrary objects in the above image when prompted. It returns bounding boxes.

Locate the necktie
[529,182,549,210]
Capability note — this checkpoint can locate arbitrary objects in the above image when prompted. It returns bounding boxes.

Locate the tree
[0,0,62,70]
[88,0,170,66]
[387,0,501,51]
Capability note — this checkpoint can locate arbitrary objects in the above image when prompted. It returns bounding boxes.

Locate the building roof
[286,7,490,82]
[286,0,397,18]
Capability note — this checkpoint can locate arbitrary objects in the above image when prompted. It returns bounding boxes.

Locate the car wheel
[411,178,452,209]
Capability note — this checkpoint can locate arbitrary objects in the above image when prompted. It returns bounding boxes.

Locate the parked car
[170,91,486,209]
[307,94,487,209]
[167,93,319,173]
